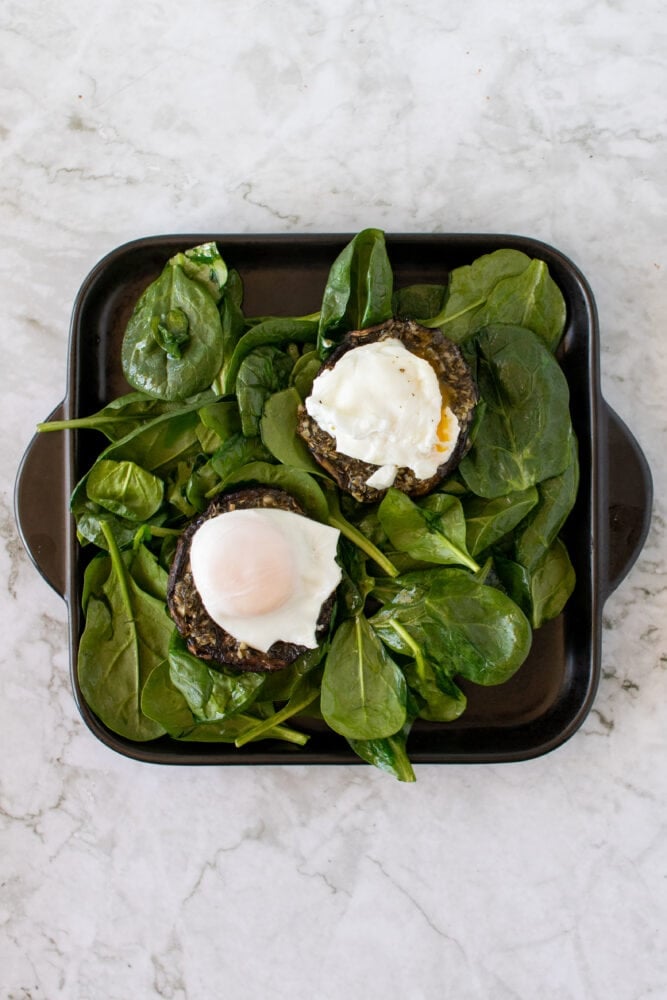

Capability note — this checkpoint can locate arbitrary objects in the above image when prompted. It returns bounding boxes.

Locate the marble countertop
[2,1,666,997]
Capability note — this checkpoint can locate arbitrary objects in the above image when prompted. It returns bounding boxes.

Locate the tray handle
[14,404,70,600]
[603,402,653,600]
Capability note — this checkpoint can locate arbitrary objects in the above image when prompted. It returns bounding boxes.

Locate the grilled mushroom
[296,318,478,503]
[167,487,336,672]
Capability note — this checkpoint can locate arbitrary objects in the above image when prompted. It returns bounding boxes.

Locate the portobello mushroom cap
[296,318,479,503]
[167,487,336,672]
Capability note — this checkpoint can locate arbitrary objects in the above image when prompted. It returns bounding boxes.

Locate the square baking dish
[15,233,653,766]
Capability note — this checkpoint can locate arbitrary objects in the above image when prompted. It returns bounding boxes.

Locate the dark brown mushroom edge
[296,318,479,503]
[167,487,337,672]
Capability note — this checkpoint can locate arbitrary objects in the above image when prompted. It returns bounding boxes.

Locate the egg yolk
[436,404,459,453]
[191,516,296,618]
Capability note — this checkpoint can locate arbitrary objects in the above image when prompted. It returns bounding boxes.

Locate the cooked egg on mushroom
[305,337,460,490]
[188,506,341,654]
[297,318,477,502]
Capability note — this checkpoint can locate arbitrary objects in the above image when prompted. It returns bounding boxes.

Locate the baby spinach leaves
[235,344,295,437]
[463,488,539,558]
[386,618,467,723]
[78,531,173,741]
[86,459,164,522]
[513,432,579,571]
[422,249,567,351]
[320,615,407,741]
[168,241,228,302]
[495,539,576,629]
[260,387,326,476]
[141,659,309,745]
[347,710,417,783]
[122,261,225,401]
[372,568,532,688]
[318,228,394,356]
[459,325,572,497]
[378,488,479,572]
[167,631,265,721]
[392,283,447,322]
[36,392,189,441]
[222,317,318,395]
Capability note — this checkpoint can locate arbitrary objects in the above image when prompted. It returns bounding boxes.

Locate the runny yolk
[436,406,455,452]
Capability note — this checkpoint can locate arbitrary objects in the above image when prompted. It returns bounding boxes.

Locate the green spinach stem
[100,522,141,710]
[37,416,126,432]
[234,697,316,748]
[420,295,486,329]
[327,514,399,578]
[439,537,480,573]
[101,522,134,614]
[387,619,426,680]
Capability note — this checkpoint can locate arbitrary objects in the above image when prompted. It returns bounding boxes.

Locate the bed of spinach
[39,229,578,781]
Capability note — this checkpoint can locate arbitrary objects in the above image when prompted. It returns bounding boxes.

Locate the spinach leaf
[378,488,479,572]
[77,531,173,740]
[234,669,321,748]
[347,709,417,783]
[459,325,572,498]
[258,644,327,703]
[150,307,190,360]
[81,551,112,612]
[91,401,206,477]
[495,539,576,629]
[165,460,199,518]
[210,269,246,395]
[318,228,393,356]
[122,264,224,401]
[290,350,322,400]
[405,660,467,723]
[324,485,399,578]
[513,431,579,571]
[320,615,407,741]
[195,423,222,456]
[70,401,209,548]
[463,487,539,557]
[260,386,328,475]
[168,631,265,721]
[222,317,318,394]
[72,491,172,552]
[141,660,197,736]
[371,568,532,687]
[209,433,272,486]
[36,392,190,441]
[86,459,164,522]
[221,461,330,523]
[386,618,467,722]
[392,283,447,321]
[336,537,376,619]
[235,344,294,437]
[423,249,566,350]
[198,399,241,442]
[169,241,228,302]
[184,458,222,513]
[177,713,310,745]
[141,661,309,745]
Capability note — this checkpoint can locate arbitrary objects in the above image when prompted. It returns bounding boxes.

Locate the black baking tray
[14,233,653,766]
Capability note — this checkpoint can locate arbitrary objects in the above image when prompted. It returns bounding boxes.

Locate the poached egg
[189,507,341,653]
[305,337,460,489]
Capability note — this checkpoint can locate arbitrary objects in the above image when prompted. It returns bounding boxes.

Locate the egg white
[305,338,460,488]
[189,507,341,653]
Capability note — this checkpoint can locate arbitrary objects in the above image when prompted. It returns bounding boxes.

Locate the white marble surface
[2,1,666,997]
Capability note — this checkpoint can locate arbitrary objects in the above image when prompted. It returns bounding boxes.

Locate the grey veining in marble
[2,1,666,997]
